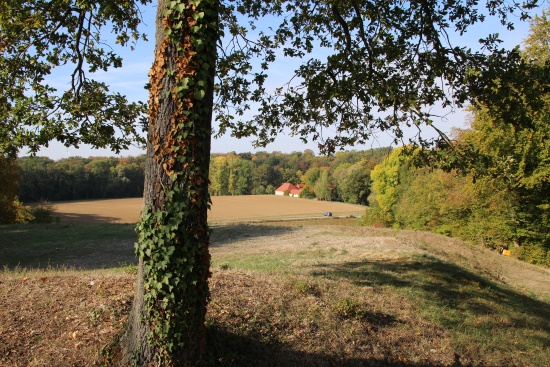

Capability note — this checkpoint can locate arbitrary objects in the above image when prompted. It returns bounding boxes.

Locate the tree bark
[120,0,217,365]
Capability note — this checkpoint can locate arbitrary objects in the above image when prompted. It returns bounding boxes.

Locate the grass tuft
[330,297,366,320]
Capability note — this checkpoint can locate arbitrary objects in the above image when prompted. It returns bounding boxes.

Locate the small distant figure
[499,244,510,256]
[323,212,332,217]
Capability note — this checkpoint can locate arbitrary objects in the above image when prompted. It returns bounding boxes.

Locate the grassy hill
[1,219,548,366]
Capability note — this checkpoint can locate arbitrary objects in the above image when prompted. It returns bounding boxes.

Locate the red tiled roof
[275,182,298,192]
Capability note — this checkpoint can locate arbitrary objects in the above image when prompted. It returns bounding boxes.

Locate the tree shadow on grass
[310,256,550,347]
[55,212,125,223]
[210,224,300,248]
[0,223,299,270]
[0,239,137,271]
[0,222,137,270]
[207,325,470,367]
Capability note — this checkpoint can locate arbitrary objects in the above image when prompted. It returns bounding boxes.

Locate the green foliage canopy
[370,147,408,217]
[366,8,550,265]
[1,0,543,157]
[523,7,550,65]
[0,0,151,157]
[449,7,550,257]
[216,0,540,153]
[17,155,146,201]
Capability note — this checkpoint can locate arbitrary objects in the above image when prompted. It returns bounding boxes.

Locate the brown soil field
[52,195,366,224]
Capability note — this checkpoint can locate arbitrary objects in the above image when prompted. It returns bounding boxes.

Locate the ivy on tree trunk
[121,0,218,365]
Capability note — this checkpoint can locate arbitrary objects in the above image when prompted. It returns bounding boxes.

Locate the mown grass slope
[0,219,548,366]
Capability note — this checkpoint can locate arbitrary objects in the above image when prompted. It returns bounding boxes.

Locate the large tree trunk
[120,0,218,365]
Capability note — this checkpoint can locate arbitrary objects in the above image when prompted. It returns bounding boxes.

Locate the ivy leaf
[195,89,205,101]
[176,3,186,13]
[192,12,204,20]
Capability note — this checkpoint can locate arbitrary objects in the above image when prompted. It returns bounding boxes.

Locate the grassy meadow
[0,204,549,366]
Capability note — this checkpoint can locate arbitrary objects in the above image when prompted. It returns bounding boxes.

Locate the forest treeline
[14,148,391,204]
[209,148,390,203]
[364,129,549,267]
[17,155,147,202]
[364,9,550,266]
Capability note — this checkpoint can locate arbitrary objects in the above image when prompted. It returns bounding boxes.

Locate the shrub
[287,278,320,296]
[0,196,17,224]
[361,205,393,228]
[14,199,34,223]
[515,244,550,267]
[0,197,35,224]
[28,201,56,223]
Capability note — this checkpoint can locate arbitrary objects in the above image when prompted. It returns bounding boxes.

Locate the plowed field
[52,195,366,223]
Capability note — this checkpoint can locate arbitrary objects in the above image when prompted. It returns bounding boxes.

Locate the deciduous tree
[334,163,372,205]
[446,6,550,260]
[523,7,550,65]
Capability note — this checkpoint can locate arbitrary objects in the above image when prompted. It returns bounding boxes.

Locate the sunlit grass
[1,220,548,366]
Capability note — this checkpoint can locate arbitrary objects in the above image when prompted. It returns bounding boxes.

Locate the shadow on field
[310,257,550,346]
[210,224,299,247]
[56,212,124,223]
[208,325,469,367]
[1,223,298,270]
[0,223,137,270]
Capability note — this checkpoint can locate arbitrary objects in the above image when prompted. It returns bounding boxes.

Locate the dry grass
[0,269,135,367]
[207,224,549,367]
[208,270,451,366]
[1,220,549,367]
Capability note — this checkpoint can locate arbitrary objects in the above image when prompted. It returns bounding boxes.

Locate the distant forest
[16,148,391,204]
[18,155,147,202]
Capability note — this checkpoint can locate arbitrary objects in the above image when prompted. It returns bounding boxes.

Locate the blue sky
[37,2,542,160]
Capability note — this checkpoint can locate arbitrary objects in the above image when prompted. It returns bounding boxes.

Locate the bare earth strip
[52,195,366,224]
